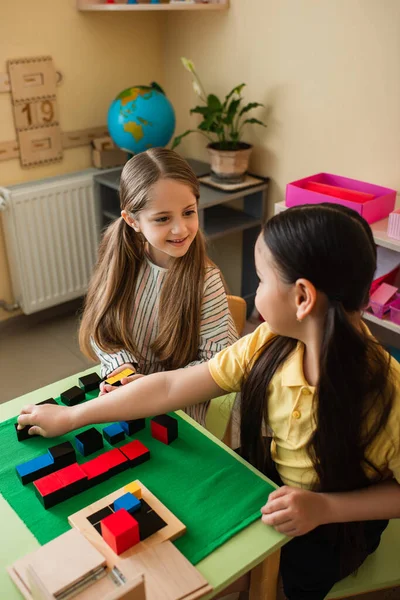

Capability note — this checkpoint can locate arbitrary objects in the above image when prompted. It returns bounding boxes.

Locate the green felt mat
[0,394,275,565]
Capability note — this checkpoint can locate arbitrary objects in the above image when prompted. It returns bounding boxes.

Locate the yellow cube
[124,481,142,499]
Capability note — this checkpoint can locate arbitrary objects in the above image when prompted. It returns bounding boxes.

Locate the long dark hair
[241,204,394,563]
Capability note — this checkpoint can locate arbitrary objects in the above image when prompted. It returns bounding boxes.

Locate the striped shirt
[92,256,239,426]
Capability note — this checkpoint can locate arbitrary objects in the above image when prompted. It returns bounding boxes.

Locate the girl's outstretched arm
[17,363,223,438]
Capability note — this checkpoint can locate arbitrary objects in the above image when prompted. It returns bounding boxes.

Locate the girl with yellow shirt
[18,204,400,599]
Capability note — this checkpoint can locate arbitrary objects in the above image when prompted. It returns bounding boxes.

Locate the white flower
[192,81,203,98]
[181,57,195,73]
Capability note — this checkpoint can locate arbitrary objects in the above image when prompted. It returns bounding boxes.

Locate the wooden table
[0,366,287,600]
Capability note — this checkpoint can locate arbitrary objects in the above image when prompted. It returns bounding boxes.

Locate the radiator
[0,170,100,314]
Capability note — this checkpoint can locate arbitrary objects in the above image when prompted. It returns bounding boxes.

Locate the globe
[107,83,176,155]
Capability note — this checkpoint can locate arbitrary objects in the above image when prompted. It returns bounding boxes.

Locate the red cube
[100,508,140,555]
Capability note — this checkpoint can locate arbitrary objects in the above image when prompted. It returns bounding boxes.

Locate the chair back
[227,295,247,336]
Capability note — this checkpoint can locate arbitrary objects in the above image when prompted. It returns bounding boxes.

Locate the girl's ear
[121,210,141,232]
[294,278,317,322]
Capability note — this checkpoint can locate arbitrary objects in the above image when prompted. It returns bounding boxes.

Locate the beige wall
[0,0,164,320]
[165,0,400,199]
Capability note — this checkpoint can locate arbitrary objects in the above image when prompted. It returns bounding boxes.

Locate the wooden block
[81,454,111,486]
[120,419,145,437]
[79,372,102,393]
[124,481,142,499]
[100,509,140,555]
[13,98,59,130]
[61,385,85,407]
[114,492,141,515]
[150,415,178,445]
[16,453,54,485]
[103,423,126,446]
[17,121,60,167]
[7,56,57,104]
[68,480,186,560]
[104,368,136,387]
[119,440,150,467]
[47,441,76,467]
[75,427,104,456]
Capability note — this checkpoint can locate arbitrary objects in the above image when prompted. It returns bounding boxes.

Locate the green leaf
[239,102,264,116]
[150,81,166,95]
[241,118,267,127]
[223,83,246,107]
[171,130,197,149]
[224,98,241,125]
[190,106,210,116]
[207,94,223,111]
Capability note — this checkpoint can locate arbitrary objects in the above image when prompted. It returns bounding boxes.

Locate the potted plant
[172,58,266,183]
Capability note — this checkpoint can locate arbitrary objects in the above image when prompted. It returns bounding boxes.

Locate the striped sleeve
[183,267,239,426]
[90,338,138,379]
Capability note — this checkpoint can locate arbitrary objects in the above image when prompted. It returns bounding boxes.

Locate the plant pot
[207,142,252,183]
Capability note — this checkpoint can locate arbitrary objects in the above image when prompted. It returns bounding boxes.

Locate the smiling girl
[78,148,238,426]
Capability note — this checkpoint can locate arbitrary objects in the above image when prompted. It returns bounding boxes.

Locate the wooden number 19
[21,100,54,127]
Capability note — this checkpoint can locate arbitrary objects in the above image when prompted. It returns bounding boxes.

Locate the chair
[227,294,247,336]
[327,518,400,598]
[205,295,247,445]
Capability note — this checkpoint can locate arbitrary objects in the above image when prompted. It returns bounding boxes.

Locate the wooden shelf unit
[95,160,268,314]
[274,200,400,336]
[77,1,229,11]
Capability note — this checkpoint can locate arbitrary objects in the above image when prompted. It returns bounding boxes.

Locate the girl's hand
[17,404,75,438]
[261,486,329,536]
[99,373,145,396]
[99,363,137,394]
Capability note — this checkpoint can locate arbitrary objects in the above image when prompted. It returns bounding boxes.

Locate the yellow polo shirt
[208,323,400,489]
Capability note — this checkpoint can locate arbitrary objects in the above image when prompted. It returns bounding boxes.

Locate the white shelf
[274,201,400,252]
[363,311,400,334]
[77,1,228,11]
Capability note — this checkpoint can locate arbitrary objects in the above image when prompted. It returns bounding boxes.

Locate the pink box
[388,209,400,241]
[286,173,396,224]
[390,296,400,326]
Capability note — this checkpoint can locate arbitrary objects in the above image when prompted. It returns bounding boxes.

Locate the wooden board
[7,56,62,167]
[68,480,186,560]
[7,529,146,600]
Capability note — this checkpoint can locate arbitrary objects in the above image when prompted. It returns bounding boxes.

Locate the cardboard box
[92,136,127,169]
[285,173,396,224]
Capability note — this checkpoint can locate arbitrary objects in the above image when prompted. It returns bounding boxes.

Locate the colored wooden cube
[78,373,102,393]
[60,386,85,406]
[113,492,141,515]
[119,440,150,467]
[16,453,54,485]
[36,398,58,406]
[104,368,135,387]
[132,499,167,541]
[34,472,66,509]
[15,422,31,441]
[119,419,145,436]
[47,441,76,468]
[103,448,129,477]
[80,454,111,487]
[15,398,57,441]
[124,481,142,499]
[103,423,125,445]
[56,463,88,497]
[75,427,103,456]
[87,506,114,535]
[150,414,178,445]
[100,508,140,555]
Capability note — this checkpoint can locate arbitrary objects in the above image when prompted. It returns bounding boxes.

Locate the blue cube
[103,423,125,445]
[113,492,141,515]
